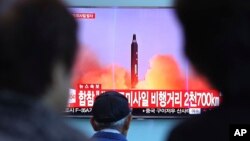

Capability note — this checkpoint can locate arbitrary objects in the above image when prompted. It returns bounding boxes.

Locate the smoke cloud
[72,47,212,90]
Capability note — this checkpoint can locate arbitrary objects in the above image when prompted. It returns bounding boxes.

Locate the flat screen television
[65,7,221,118]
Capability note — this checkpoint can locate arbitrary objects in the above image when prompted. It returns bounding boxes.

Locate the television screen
[65,7,221,118]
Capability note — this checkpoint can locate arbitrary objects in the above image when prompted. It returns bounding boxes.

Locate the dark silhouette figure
[0,0,86,140]
[167,0,250,141]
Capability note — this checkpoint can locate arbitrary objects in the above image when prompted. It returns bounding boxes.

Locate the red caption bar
[72,13,95,19]
[68,84,221,109]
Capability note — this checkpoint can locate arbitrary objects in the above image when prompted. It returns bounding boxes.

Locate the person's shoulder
[56,121,87,141]
[31,104,88,141]
[39,113,87,141]
[90,132,127,141]
[167,107,250,141]
[168,116,227,141]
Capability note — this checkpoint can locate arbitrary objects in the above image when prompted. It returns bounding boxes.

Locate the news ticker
[230,124,250,141]
[65,107,212,117]
[67,84,221,109]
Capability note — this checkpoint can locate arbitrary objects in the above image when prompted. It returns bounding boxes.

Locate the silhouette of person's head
[0,1,87,141]
[176,0,250,106]
[0,0,77,99]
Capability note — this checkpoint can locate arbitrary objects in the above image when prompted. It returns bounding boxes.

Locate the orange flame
[72,48,212,90]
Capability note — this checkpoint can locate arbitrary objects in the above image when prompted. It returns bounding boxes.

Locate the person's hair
[94,114,131,131]
[175,0,250,101]
[0,0,77,96]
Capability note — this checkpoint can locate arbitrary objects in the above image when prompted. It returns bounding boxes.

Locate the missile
[131,34,138,88]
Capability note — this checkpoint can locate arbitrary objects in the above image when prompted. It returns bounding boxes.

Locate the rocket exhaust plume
[72,47,131,89]
[131,34,138,88]
[72,47,212,90]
